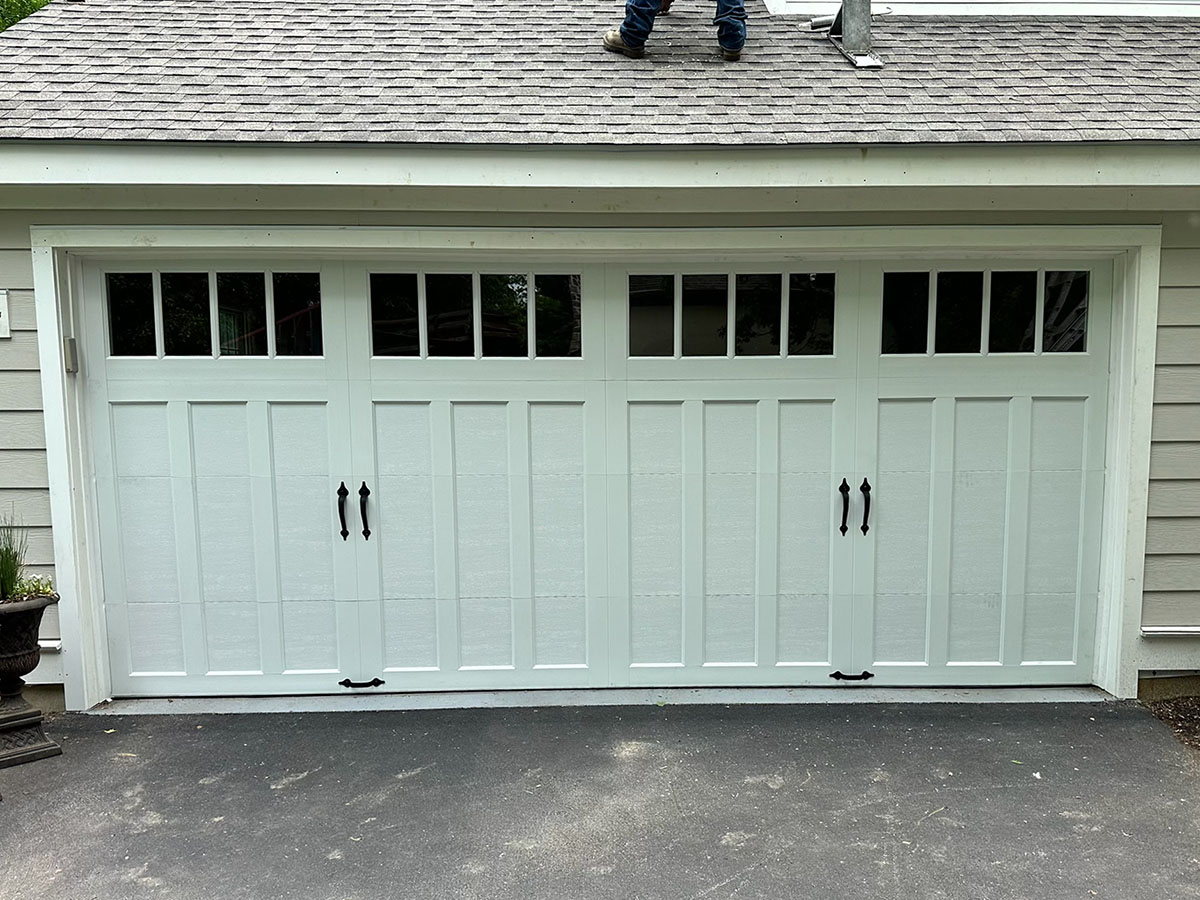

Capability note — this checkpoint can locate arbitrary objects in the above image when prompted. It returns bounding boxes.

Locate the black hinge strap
[339,678,385,689]
[829,670,875,681]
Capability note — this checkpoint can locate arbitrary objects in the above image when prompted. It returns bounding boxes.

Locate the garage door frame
[30,224,1163,709]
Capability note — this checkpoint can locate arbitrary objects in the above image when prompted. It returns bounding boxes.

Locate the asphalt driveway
[1,702,1198,900]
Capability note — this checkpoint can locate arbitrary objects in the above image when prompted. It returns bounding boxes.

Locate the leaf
[104,729,116,734]
[1011,760,1024,765]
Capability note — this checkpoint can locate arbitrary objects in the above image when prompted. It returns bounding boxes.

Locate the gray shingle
[0,0,1198,145]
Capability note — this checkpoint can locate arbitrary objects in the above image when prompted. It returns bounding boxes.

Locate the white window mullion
[152,270,165,358]
[779,272,790,359]
[981,269,992,356]
[527,272,536,359]
[1035,269,1046,354]
[472,272,483,359]
[673,273,683,358]
[417,271,429,359]
[726,273,736,358]
[264,271,277,358]
[208,271,219,358]
[927,271,937,356]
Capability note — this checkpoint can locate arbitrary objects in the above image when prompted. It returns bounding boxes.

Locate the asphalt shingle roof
[1,0,1199,145]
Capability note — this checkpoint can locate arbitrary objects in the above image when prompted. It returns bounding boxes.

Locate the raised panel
[947,399,1009,663]
[125,604,185,673]
[195,477,256,602]
[873,400,932,662]
[270,403,334,603]
[191,403,250,477]
[204,603,262,672]
[112,403,171,476]
[382,599,439,669]
[117,477,179,604]
[281,602,339,671]
[458,596,513,668]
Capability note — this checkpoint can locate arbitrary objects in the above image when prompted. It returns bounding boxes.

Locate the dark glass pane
[535,274,582,358]
[788,273,835,356]
[934,271,984,354]
[106,272,155,356]
[734,274,782,356]
[161,272,212,356]
[480,274,528,357]
[881,272,930,355]
[273,273,323,356]
[988,271,1037,353]
[682,274,727,356]
[1044,271,1089,353]
[629,274,673,356]
[216,272,267,356]
[370,273,419,356]
[426,273,474,357]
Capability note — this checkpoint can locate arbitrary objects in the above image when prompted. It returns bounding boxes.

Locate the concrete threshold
[89,685,1114,715]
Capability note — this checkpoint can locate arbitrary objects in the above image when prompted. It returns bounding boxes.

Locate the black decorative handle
[860,477,872,535]
[336,482,349,541]
[359,481,371,540]
[339,677,385,689]
[838,478,850,536]
[829,670,875,681]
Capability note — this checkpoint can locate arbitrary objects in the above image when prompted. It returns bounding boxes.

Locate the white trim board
[5,144,1200,191]
[89,687,1116,715]
[31,224,1162,708]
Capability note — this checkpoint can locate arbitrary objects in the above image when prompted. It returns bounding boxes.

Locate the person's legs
[713,0,747,51]
[619,0,661,48]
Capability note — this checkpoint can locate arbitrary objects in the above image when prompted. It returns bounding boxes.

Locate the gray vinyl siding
[0,246,57,640]
[1144,247,1200,628]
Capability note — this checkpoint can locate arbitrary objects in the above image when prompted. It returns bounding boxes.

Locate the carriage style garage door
[83,257,1110,697]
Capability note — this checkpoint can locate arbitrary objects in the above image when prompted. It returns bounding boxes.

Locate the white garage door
[83,257,1108,697]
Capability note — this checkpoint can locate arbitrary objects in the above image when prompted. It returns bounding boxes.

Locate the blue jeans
[620,0,746,51]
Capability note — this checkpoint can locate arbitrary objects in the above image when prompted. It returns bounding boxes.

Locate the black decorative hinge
[829,670,875,681]
[339,678,385,689]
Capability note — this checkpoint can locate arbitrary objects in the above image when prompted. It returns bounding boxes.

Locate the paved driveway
[1,702,1198,900]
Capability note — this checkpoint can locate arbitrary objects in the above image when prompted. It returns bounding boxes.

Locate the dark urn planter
[0,593,62,769]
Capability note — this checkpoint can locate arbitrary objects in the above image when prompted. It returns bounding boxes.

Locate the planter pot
[0,593,62,769]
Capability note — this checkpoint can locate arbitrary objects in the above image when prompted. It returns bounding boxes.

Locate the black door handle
[860,477,872,535]
[339,678,385,689]
[838,478,850,536]
[830,670,875,681]
[336,482,349,541]
[359,481,371,540]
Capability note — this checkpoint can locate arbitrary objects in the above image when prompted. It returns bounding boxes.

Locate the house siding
[1144,247,1200,628]
[0,245,57,641]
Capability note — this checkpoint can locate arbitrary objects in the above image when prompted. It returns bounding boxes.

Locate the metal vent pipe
[841,0,871,55]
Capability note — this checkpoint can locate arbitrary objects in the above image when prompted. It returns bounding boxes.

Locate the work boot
[603,29,645,58]
[720,44,742,61]
[658,0,675,14]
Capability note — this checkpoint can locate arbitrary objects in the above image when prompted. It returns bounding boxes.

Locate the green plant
[0,513,29,602]
[1,0,50,32]
[16,573,54,598]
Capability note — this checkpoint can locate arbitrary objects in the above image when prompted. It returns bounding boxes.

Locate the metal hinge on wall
[63,336,79,374]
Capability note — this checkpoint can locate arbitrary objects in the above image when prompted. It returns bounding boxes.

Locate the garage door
[84,257,1108,697]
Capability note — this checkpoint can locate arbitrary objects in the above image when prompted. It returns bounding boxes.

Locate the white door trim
[32,225,1162,708]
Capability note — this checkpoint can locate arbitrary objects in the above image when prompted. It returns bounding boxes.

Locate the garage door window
[629,272,836,358]
[883,269,1089,356]
[370,272,582,359]
[106,270,323,358]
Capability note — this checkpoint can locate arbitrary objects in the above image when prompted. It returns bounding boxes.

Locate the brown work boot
[603,29,645,58]
[658,0,675,14]
[720,44,742,61]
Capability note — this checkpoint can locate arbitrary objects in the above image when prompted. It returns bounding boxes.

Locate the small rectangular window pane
[881,272,930,355]
[629,275,674,356]
[1044,271,1088,353]
[734,274,782,356]
[273,273,323,356]
[426,273,474,357]
[106,272,155,356]
[788,273,835,356]
[161,272,212,356]
[682,274,727,356]
[481,274,528,357]
[371,273,420,356]
[934,271,984,354]
[988,271,1037,353]
[216,272,267,356]
[535,274,582,358]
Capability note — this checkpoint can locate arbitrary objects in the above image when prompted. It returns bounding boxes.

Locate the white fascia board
[770,0,1200,14]
[3,142,1200,191]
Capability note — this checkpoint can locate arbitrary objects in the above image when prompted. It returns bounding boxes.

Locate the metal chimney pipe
[841,0,871,55]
